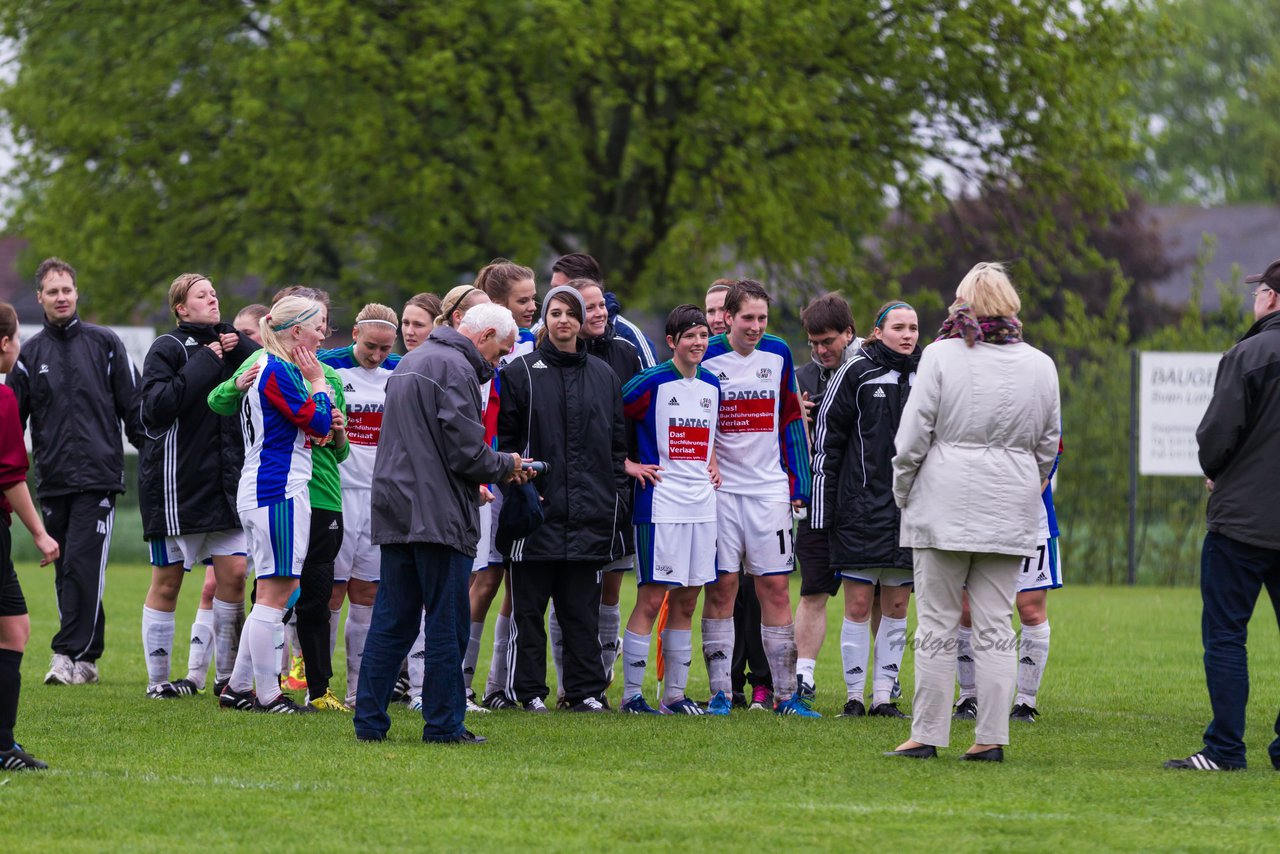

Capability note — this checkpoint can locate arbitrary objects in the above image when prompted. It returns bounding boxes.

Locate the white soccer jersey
[318,346,400,491]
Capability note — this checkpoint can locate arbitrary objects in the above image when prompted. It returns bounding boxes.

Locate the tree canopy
[1,0,1155,320]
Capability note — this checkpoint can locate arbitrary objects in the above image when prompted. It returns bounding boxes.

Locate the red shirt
[0,384,30,526]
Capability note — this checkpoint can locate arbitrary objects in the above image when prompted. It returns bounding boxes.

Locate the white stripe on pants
[909,548,1020,749]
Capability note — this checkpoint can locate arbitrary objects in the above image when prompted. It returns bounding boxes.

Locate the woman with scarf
[811,301,919,718]
[886,263,1060,762]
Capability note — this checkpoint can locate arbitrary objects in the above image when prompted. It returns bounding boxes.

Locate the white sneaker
[44,654,75,685]
[408,697,423,712]
[73,661,99,684]
[466,696,491,714]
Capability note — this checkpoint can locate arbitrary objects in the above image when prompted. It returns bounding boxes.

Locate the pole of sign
[1127,348,1139,585]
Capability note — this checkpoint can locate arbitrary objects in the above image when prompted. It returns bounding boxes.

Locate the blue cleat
[621,694,661,714]
[705,690,732,716]
[660,697,706,715]
[775,695,822,718]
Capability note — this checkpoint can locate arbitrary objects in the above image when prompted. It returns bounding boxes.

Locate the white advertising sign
[1138,351,1222,476]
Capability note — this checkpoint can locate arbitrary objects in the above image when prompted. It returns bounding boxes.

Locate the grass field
[1,562,1277,851]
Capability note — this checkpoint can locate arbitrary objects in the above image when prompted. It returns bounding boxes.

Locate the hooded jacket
[370,325,515,555]
[811,341,920,570]
[138,321,257,538]
[6,313,145,497]
[1197,310,1280,550]
[497,337,629,564]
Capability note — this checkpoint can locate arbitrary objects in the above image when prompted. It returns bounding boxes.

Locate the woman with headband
[811,300,920,719]
[318,304,402,711]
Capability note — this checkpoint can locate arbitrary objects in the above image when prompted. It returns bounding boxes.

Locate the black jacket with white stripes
[6,314,145,498]
[810,341,919,571]
[138,322,256,539]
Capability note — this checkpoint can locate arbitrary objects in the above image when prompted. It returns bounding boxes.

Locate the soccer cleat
[482,691,517,711]
[660,697,706,716]
[73,660,99,684]
[390,674,411,704]
[840,699,867,717]
[890,678,902,701]
[0,743,48,771]
[409,696,423,712]
[146,681,180,699]
[748,685,773,711]
[731,691,748,710]
[44,654,75,685]
[465,695,490,714]
[522,697,549,713]
[1164,752,1241,771]
[309,690,353,712]
[213,678,229,699]
[953,697,978,721]
[1010,703,1039,723]
[284,654,308,691]
[869,702,910,719]
[774,695,822,718]
[218,685,256,711]
[170,678,201,697]
[568,696,607,713]
[706,691,732,716]
[255,694,315,714]
[621,694,662,715]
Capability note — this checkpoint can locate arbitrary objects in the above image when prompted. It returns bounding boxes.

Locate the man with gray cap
[1166,259,1280,772]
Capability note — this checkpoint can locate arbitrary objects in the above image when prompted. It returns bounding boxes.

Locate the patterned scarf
[936,301,1023,347]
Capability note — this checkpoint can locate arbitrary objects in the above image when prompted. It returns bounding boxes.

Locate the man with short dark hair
[1166,259,1280,772]
[6,257,144,686]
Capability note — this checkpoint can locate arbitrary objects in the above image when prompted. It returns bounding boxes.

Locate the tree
[1,0,1156,320]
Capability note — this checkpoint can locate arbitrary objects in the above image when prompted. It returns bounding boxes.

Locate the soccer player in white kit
[700,279,819,717]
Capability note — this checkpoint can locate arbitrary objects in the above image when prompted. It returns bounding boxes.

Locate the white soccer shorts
[715,492,795,576]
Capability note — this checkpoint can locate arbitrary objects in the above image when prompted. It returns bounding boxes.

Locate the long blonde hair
[261,296,324,362]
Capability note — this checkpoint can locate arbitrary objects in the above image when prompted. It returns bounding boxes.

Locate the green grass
[1,563,1277,851]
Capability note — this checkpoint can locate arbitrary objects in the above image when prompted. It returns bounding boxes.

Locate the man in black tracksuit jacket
[1166,260,1280,772]
[5,258,144,685]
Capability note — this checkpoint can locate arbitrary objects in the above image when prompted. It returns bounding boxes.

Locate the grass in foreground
[1,563,1277,851]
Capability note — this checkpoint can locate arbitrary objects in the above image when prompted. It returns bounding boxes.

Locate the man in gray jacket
[1167,260,1280,772]
[353,303,529,745]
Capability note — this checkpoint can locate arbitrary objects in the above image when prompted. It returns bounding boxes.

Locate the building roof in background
[1145,204,1280,310]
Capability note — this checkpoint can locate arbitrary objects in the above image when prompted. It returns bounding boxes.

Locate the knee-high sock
[407,614,426,698]
[0,648,23,750]
[548,603,565,698]
[621,629,650,701]
[598,602,621,677]
[760,623,797,701]
[872,615,908,706]
[956,625,976,700]
[211,597,241,684]
[463,621,485,692]
[1016,621,1050,707]
[344,603,373,704]
[660,628,693,705]
[142,605,175,687]
[329,608,341,661]
[484,614,512,698]
[701,617,734,696]
[185,607,215,689]
[841,617,870,702]
[244,603,284,704]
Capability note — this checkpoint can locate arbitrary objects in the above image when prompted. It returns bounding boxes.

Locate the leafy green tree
[2,0,1154,319]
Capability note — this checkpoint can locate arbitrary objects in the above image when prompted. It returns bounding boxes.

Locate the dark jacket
[1197,310,1280,550]
[498,338,629,563]
[811,341,919,570]
[6,314,145,497]
[138,322,256,538]
[371,326,515,555]
[586,326,643,557]
[795,340,864,414]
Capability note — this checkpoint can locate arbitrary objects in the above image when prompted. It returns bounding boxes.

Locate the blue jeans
[353,543,471,743]
[1199,531,1280,769]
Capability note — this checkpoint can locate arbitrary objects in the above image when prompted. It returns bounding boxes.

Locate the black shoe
[952,697,978,721]
[596,693,611,711]
[146,681,180,699]
[219,685,256,711]
[390,674,411,704]
[869,702,910,719]
[730,691,748,710]
[254,693,315,714]
[521,697,550,713]
[1163,751,1241,771]
[447,730,488,745]
[213,678,229,698]
[1010,703,1039,723]
[839,699,866,718]
[883,744,937,759]
[355,733,385,743]
[0,743,48,770]
[170,678,201,697]
[961,746,1004,762]
[481,691,517,711]
[567,696,608,713]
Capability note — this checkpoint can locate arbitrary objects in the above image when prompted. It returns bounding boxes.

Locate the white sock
[408,614,426,697]
[956,625,976,700]
[760,623,797,701]
[598,602,622,676]
[621,629,650,701]
[463,622,485,692]
[345,603,373,704]
[796,657,817,688]
[245,604,284,704]
[485,614,512,697]
[840,617,870,702]
[872,615,908,707]
[660,628,693,705]
[548,603,565,697]
[185,608,215,689]
[1016,621,1051,707]
[211,597,241,683]
[142,605,175,687]
[700,617,734,696]
[329,608,342,661]
[228,609,257,694]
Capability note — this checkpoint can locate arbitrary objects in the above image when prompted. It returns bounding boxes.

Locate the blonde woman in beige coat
[885,263,1060,762]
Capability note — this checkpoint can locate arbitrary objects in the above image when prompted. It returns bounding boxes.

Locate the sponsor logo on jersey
[668,396,680,406]
[344,383,356,392]
[756,367,773,379]
[667,418,711,460]
[716,371,729,381]
[873,387,886,399]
